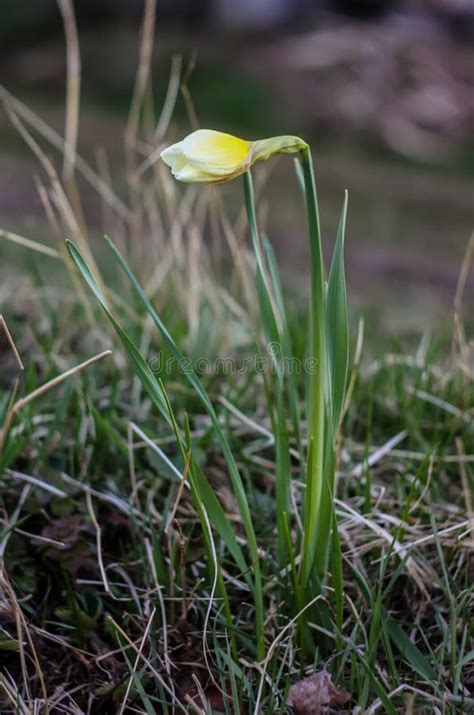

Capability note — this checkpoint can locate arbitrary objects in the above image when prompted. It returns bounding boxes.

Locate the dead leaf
[287,670,350,714]
[176,671,246,714]
[41,514,93,574]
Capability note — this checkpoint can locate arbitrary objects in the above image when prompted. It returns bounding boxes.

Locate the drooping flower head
[161,129,308,183]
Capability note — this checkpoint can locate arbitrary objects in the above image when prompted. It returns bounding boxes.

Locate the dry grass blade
[5,469,68,498]
[165,450,192,531]
[0,84,132,222]
[454,231,474,326]
[156,55,182,140]
[85,488,110,594]
[144,539,173,676]
[0,674,29,714]
[1,316,24,454]
[125,0,157,167]
[406,385,471,423]
[201,505,226,701]
[0,573,49,712]
[7,349,112,414]
[58,471,144,521]
[367,683,446,713]
[336,499,431,595]
[180,51,199,131]
[0,349,112,450]
[118,606,156,715]
[129,421,185,484]
[135,54,183,180]
[453,232,474,378]
[108,615,188,713]
[350,430,408,477]
[3,102,102,283]
[253,595,324,714]
[57,0,80,184]
[0,229,61,259]
[0,315,24,373]
[456,437,474,547]
[341,316,364,424]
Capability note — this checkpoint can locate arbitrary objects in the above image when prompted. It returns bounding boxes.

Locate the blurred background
[1,0,473,335]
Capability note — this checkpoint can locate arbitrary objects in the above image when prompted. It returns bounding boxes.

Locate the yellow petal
[160,142,185,169]
[181,130,251,173]
[173,164,215,183]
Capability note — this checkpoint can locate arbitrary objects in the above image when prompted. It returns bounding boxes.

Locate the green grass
[1,236,473,712]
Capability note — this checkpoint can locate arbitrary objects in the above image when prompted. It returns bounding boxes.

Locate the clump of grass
[1,2,473,713]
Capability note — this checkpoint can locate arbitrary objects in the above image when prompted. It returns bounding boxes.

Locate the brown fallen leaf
[41,514,93,574]
[176,670,248,714]
[287,670,351,714]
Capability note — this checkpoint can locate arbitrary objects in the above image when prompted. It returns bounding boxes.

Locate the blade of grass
[67,240,248,643]
[103,236,265,660]
[386,617,436,682]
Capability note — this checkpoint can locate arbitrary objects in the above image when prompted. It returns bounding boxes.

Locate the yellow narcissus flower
[161,129,308,183]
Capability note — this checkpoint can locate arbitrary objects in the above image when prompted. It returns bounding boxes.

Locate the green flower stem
[243,172,273,299]
[243,171,291,565]
[299,146,327,588]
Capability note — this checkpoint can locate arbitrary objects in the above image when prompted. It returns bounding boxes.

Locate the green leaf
[386,616,436,681]
[67,240,249,583]
[298,148,328,590]
[103,236,265,660]
[66,240,168,420]
[326,191,349,437]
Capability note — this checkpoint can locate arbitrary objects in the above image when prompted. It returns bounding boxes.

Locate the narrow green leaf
[66,240,169,419]
[386,617,436,681]
[67,239,250,594]
[193,463,249,577]
[326,191,349,436]
[104,236,265,660]
[298,148,327,589]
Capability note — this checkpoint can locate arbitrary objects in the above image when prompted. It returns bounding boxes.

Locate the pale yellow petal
[173,164,214,183]
[181,129,251,172]
[160,142,185,169]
